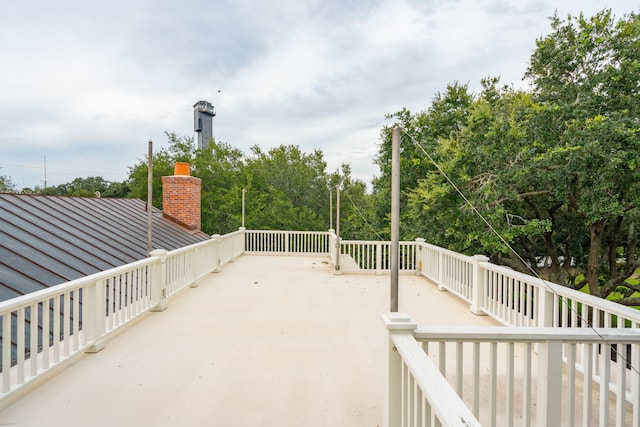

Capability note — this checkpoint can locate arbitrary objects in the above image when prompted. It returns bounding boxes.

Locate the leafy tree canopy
[373,9,640,305]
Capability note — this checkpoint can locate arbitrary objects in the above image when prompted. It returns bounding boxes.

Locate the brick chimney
[161,162,201,231]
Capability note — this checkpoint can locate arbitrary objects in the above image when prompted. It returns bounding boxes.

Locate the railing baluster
[583,342,593,427]
[523,342,531,427]
[16,309,25,385]
[567,343,577,426]
[29,303,38,377]
[2,312,10,393]
[52,295,60,363]
[62,292,70,357]
[600,343,611,426]
[473,341,480,417]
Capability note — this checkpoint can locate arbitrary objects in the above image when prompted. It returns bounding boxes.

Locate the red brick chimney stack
[161,162,201,231]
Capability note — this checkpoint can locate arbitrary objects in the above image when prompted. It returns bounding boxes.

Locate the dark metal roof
[0,193,209,301]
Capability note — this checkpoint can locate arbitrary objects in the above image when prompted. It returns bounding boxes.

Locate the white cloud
[0,0,636,188]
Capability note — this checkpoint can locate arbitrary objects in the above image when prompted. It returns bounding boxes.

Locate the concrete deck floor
[0,255,499,427]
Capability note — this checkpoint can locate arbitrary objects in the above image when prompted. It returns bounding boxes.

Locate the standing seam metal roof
[0,193,209,301]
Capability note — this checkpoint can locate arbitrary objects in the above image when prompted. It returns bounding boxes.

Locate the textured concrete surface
[0,255,499,427]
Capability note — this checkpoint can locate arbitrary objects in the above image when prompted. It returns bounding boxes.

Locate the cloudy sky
[0,0,637,190]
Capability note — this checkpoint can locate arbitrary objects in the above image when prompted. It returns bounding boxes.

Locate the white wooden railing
[383,313,482,427]
[337,239,417,274]
[415,240,640,331]
[244,230,330,255]
[0,230,246,402]
[384,313,640,427]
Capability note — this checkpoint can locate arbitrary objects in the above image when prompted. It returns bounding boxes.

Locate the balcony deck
[0,254,499,426]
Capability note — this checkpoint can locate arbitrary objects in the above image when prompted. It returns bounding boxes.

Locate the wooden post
[470,255,489,315]
[84,280,106,353]
[537,340,563,426]
[147,140,153,256]
[382,312,417,427]
[149,249,168,312]
[335,185,341,272]
[390,126,401,312]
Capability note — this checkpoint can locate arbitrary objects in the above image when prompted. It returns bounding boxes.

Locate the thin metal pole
[147,140,153,256]
[390,126,400,312]
[242,188,246,228]
[329,189,333,230]
[335,185,341,271]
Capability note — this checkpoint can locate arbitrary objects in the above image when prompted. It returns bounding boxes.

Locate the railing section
[383,313,482,427]
[414,326,640,427]
[339,240,417,273]
[244,230,329,255]
[385,313,640,427]
[0,257,157,400]
[0,229,246,403]
[414,240,640,332]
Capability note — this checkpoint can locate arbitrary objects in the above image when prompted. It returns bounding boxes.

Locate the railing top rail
[418,241,474,262]
[0,256,156,313]
[479,261,640,321]
[340,239,415,245]
[415,326,640,343]
[218,229,245,238]
[168,236,216,255]
[245,230,330,235]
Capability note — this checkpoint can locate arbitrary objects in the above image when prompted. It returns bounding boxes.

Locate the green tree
[0,171,16,193]
[242,145,330,231]
[382,10,640,306]
[192,140,245,234]
[524,9,640,303]
[328,163,374,240]
[39,176,129,197]
[128,132,189,208]
[372,82,474,240]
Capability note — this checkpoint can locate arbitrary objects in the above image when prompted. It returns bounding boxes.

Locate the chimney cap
[174,162,190,176]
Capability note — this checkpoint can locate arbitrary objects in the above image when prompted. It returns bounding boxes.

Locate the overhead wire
[342,190,386,241]
[398,125,640,377]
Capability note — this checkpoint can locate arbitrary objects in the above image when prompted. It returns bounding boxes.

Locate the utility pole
[242,188,246,228]
[390,126,400,312]
[335,184,341,271]
[147,140,153,256]
[329,189,333,230]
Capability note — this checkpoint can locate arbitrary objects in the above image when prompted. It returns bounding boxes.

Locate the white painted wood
[392,333,482,426]
[537,340,563,427]
[29,303,38,377]
[16,309,24,385]
[2,312,10,393]
[599,343,611,427]
[567,343,577,426]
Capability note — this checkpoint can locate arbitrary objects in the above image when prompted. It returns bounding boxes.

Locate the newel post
[149,249,168,312]
[537,340,563,426]
[537,286,555,327]
[415,238,425,276]
[190,245,200,288]
[382,312,417,427]
[239,227,247,255]
[470,255,489,315]
[437,251,445,291]
[211,234,222,273]
[84,279,106,353]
